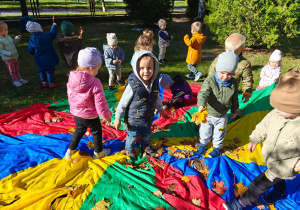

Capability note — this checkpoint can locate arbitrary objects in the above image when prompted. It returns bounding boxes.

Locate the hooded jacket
[157,28,172,48]
[184,32,206,65]
[27,25,59,69]
[103,44,125,70]
[0,35,20,61]
[67,71,112,120]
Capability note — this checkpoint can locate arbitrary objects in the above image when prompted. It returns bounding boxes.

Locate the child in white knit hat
[103,33,125,91]
[157,19,173,64]
[256,49,282,90]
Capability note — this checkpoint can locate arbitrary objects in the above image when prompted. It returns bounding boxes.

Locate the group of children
[1,19,299,209]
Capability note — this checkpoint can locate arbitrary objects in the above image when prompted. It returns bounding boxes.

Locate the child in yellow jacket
[184,21,206,82]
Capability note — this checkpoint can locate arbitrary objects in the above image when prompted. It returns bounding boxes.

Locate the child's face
[217,71,233,82]
[274,109,298,119]
[160,23,166,30]
[0,25,8,37]
[269,61,281,68]
[109,44,117,49]
[138,56,154,83]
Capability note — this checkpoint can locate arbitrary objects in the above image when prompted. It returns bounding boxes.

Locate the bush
[205,0,300,48]
[123,0,175,26]
[186,0,198,20]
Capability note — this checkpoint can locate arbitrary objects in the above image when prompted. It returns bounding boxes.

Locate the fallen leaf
[188,159,194,167]
[191,109,208,125]
[191,198,202,207]
[168,145,177,153]
[212,180,227,196]
[267,204,276,210]
[153,190,162,198]
[85,131,90,136]
[235,146,244,152]
[87,141,94,149]
[167,183,176,192]
[231,153,239,159]
[91,198,112,210]
[181,176,190,182]
[68,127,76,134]
[234,182,248,198]
[155,207,165,210]
[234,137,241,144]
[253,200,266,209]
[68,184,87,198]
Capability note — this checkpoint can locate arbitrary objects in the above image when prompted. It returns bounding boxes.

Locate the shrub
[186,0,198,20]
[123,0,175,26]
[205,0,300,48]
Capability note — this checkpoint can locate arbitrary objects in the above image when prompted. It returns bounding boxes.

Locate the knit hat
[269,49,282,61]
[270,68,300,114]
[158,19,166,28]
[26,21,42,33]
[61,20,74,35]
[106,33,118,46]
[216,49,239,74]
[159,74,174,89]
[77,47,103,68]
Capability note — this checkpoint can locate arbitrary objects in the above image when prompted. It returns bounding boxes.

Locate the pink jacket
[67,71,112,120]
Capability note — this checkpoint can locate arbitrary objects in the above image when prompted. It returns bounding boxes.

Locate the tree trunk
[20,0,28,16]
[101,0,107,12]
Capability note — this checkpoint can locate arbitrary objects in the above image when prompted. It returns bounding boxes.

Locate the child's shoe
[262,190,286,204]
[116,80,123,86]
[13,81,22,87]
[223,199,244,210]
[93,148,111,159]
[158,59,164,64]
[194,72,203,82]
[64,149,76,159]
[42,82,48,88]
[125,150,137,162]
[143,147,156,157]
[208,147,221,158]
[197,144,207,154]
[163,58,167,63]
[19,79,28,84]
[185,73,195,80]
[49,83,56,89]
[108,86,114,91]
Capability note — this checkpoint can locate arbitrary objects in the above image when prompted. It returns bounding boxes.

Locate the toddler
[27,21,59,88]
[134,29,154,52]
[57,20,83,70]
[64,47,112,159]
[0,21,27,87]
[256,49,282,90]
[224,68,300,210]
[197,49,239,158]
[103,33,125,91]
[157,19,173,64]
[114,50,167,161]
[184,21,206,82]
[159,73,193,109]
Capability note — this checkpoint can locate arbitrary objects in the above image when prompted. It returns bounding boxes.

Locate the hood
[157,28,163,33]
[57,35,79,43]
[193,32,207,45]
[29,32,48,47]
[131,50,159,88]
[103,43,111,52]
[67,71,96,93]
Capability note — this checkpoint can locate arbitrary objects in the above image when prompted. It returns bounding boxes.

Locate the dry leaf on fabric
[212,180,227,196]
[177,115,186,122]
[173,152,186,159]
[234,182,248,198]
[188,159,194,167]
[191,110,208,125]
[85,131,90,136]
[268,204,276,210]
[235,146,244,152]
[52,116,64,122]
[234,137,241,144]
[155,206,165,210]
[253,201,266,209]
[72,158,80,164]
[67,127,76,134]
[151,141,162,150]
[191,198,202,207]
[181,176,190,182]
[156,147,166,157]
[159,137,168,143]
[231,153,239,159]
[167,183,176,192]
[87,141,94,149]
[68,184,87,199]
[91,198,112,210]
[168,145,177,153]
[153,190,162,198]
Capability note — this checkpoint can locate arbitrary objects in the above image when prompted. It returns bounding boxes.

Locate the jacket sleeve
[49,25,58,41]
[104,50,114,66]
[155,94,163,110]
[27,41,34,55]
[197,78,211,107]
[119,47,125,61]
[241,61,253,93]
[249,110,273,144]
[0,42,12,57]
[231,84,239,114]
[208,56,218,76]
[93,81,112,121]
[115,85,134,119]
[158,30,172,40]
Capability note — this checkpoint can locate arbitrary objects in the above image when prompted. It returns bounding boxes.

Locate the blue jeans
[187,64,200,75]
[125,125,152,151]
[38,66,55,83]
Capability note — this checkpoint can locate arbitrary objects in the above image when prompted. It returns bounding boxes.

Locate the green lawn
[1,17,300,114]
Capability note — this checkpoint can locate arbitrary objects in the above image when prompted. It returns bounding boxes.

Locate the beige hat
[270,68,300,113]
[158,19,166,28]
[106,33,118,46]
[269,49,282,61]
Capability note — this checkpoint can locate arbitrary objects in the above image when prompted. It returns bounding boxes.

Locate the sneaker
[262,190,286,204]
[185,73,195,80]
[42,82,48,88]
[49,83,56,89]
[158,59,164,64]
[64,149,76,159]
[163,58,167,63]
[19,79,28,84]
[116,80,123,86]
[194,72,203,82]
[223,199,243,210]
[125,150,137,162]
[13,81,22,87]
[93,148,111,159]
[108,86,114,91]
[144,147,156,157]
[208,147,221,158]
[197,144,207,154]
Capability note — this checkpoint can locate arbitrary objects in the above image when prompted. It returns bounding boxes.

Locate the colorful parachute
[0,83,299,209]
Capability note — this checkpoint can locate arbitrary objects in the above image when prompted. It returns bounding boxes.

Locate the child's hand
[113,60,118,64]
[11,53,15,57]
[171,36,173,40]
[248,141,257,153]
[294,159,300,172]
[163,105,168,110]
[114,118,121,130]
[230,113,237,119]
[159,109,168,118]
[118,60,122,64]
[198,106,204,113]
[53,23,57,26]
[106,118,111,124]
[17,35,22,39]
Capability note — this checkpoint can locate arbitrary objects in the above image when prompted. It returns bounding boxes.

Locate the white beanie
[158,19,166,28]
[216,49,239,74]
[106,33,118,46]
[26,21,42,33]
[159,74,174,89]
[269,49,282,61]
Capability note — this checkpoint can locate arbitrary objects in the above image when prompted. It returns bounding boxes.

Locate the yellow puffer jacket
[184,32,206,65]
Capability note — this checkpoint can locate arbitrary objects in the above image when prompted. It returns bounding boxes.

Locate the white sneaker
[194,72,203,82]
[64,149,76,159]
[19,79,28,84]
[13,81,22,87]
[93,148,111,159]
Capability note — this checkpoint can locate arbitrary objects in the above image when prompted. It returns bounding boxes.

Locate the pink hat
[77,47,103,68]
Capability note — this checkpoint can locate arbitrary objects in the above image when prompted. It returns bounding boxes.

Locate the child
[184,21,206,82]
[103,33,125,91]
[0,21,27,87]
[197,49,239,158]
[223,68,300,210]
[159,73,193,109]
[114,50,167,161]
[134,29,154,52]
[26,21,59,88]
[64,47,112,159]
[256,49,282,90]
[157,19,173,64]
[57,20,83,70]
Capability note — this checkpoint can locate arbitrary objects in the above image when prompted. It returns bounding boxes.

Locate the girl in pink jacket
[64,47,112,159]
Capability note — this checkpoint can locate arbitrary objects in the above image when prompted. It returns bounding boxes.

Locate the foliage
[185,0,199,20]
[123,0,175,26]
[205,0,300,48]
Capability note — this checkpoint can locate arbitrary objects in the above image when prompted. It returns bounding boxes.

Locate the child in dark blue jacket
[27,21,59,88]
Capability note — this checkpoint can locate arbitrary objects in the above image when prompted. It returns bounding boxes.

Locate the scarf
[214,72,232,87]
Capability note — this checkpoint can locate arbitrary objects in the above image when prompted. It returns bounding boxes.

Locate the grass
[1,17,300,114]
